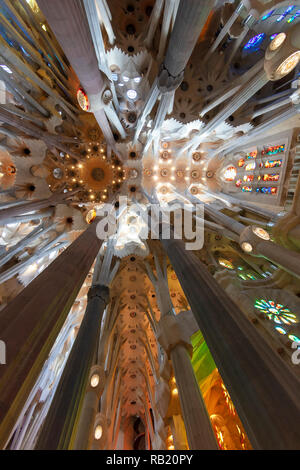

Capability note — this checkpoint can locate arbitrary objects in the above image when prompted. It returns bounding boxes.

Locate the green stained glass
[288,334,300,343]
[275,326,287,335]
[247,273,256,280]
[191,330,216,385]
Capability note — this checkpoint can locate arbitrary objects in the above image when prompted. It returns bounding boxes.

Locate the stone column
[0,222,55,268]
[160,236,300,449]
[0,219,102,449]
[0,190,77,224]
[134,0,215,143]
[1,209,54,226]
[37,0,116,149]
[191,68,268,147]
[239,225,300,279]
[186,191,300,279]
[35,284,110,450]
[157,314,218,450]
[0,107,79,159]
[218,192,280,221]
[221,106,299,156]
[203,2,244,62]
[72,298,121,450]
[163,0,215,77]
[72,364,105,450]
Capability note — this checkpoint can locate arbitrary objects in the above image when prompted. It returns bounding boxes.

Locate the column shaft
[170,345,218,450]
[37,0,115,147]
[72,388,100,449]
[164,0,215,76]
[256,239,300,278]
[0,199,54,223]
[35,284,109,450]
[0,220,101,449]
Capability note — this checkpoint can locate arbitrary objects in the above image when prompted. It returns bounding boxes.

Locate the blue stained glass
[270,33,278,40]
[256,187,277,195]
[261,10,274,20]
[287,8,300,22]
[243,33,266,50]
[276,5,295,22]
[289,334,300,343]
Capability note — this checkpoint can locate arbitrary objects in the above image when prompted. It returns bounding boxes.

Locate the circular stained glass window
[254,299,298,325]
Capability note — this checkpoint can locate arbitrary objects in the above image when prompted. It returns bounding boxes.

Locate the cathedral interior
[0,0,300,451]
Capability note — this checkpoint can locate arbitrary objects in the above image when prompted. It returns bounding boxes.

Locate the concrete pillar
[134,0,215,143]
[0,107,79,158]
[0,190,77,224]
[163,0,215,77]
[239,225,300,279]
[37,0,116,148]
[186,191,300,278]
[35,284,110,449]
[157,314,218,450]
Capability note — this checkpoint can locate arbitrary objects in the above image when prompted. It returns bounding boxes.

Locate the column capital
[88,284,110,304]
[157,63,184,94]
[157,314,193,358]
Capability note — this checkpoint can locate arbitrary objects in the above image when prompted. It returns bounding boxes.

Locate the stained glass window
[261,144,285,156]
[246,151,257,159]
[256,187,277,194]
[218,258,234,269]
[276,5,295,22]
[261,10,274,20]
[243,175,254,182]
[246,273,256,280]
[245,162,256,171]
[224,166,237,181]
[254,299,298,324]
[287,9,300,22]
[275,326,287,335]
[232,143,284,197]
[264,159,282,168]
[288,334,300,342]
[262,173,280,182]
[239,274,247,280]
[243,33,266,50]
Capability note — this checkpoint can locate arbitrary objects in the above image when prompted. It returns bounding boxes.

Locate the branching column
[157,314,218,450]
[37,0,115,148]
[134,0,214,144]
[35,284,110,449]
[0,190,77,224]
[160,236,300,449]
[35,241,118,449]
[145,256,217,449]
